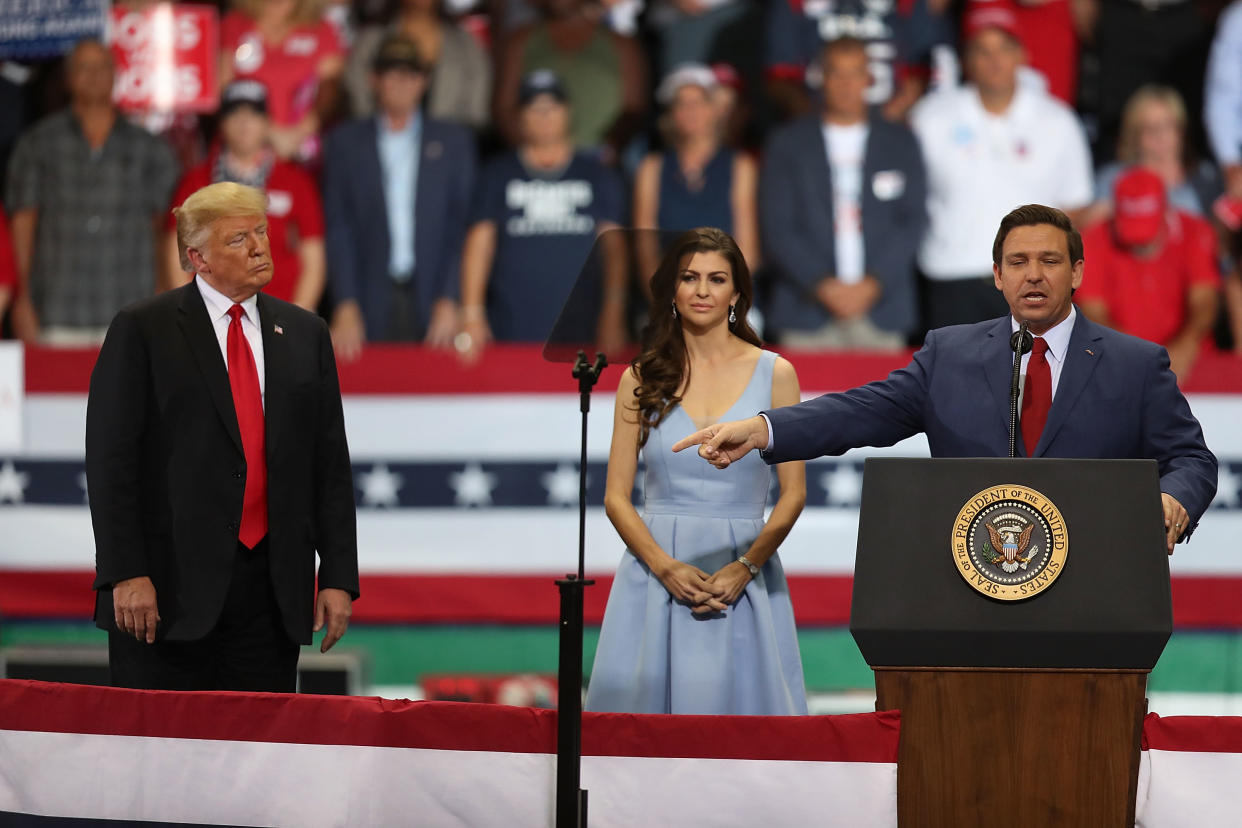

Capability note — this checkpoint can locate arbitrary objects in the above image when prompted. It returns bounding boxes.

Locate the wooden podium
[853,459,1172,827]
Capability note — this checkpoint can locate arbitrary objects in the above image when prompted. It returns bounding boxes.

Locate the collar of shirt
[377,111,422,145]
[195,275,266,401]
[1010,304,1076,398]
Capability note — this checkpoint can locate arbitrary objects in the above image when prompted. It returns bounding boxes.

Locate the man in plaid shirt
[5,39,178,345]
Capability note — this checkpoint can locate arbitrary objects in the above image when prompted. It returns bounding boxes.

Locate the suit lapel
[257,293,287,458]
[800,117,835,231]
[981,316,1021,453]
[1034,310,1104,456]
[177,282,243,454]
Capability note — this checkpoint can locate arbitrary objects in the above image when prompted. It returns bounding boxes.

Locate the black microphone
[1009,322,1032,458]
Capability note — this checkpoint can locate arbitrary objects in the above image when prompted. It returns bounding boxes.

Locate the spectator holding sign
[219,0,345,162]
[5,39,178,345]
[458,70,624,361]
[165,81,326,311]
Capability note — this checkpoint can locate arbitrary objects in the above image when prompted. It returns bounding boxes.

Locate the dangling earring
[728,305,737,325]
[671,301,678,319]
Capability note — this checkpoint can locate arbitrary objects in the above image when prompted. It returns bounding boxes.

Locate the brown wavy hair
[633,227,762,448]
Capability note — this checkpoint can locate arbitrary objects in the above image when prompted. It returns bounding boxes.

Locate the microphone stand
[555,349,604,828]
[1009,322,1032,458]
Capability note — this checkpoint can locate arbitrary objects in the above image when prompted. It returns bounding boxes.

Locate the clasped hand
[656,559,752,615]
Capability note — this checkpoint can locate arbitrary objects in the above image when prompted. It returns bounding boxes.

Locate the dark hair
[991,204,1083,266]
[819,36,868,66]
[632,228,762,449]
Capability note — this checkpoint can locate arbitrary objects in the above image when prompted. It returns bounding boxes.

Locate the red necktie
[1021,337,1051,457]
[227,304,267,548]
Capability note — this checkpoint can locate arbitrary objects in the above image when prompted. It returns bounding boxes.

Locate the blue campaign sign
[0,0,107,59]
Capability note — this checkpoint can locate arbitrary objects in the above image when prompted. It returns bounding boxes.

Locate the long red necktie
[1021,337,1051,457]
[227,304,267,548]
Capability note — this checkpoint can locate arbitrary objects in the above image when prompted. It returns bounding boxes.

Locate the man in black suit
[87,181,359,692]
[323,35,476,360]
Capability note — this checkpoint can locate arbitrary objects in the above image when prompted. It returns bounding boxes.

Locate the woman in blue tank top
[633,65,760,288]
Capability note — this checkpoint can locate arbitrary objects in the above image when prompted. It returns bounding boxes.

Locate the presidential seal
[951,484,1068,601]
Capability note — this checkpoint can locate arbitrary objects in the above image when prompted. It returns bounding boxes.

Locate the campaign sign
[110,4,218,114]
[0,0,107,59]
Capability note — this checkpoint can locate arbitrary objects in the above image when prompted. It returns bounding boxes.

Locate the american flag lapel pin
[274,324,284,335]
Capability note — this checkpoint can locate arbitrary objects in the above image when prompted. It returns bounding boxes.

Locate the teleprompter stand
[554,351,606,828]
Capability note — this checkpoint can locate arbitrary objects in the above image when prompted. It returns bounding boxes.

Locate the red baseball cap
[963,2,1022,44]
[1112,167,1167,247]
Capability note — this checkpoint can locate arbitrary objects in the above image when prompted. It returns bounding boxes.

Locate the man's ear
[186,246,208,274]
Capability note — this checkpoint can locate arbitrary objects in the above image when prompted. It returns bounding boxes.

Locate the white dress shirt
[195,275,266,408]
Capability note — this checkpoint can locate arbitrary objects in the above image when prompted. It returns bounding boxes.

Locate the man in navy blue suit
[674,204,1218,553]
[323,35,475,360]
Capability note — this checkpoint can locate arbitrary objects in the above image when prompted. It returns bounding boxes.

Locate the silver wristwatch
[737,555,759,576]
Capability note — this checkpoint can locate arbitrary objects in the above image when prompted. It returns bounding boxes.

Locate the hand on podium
[1161,492,1188,554]
[672,415,770,469]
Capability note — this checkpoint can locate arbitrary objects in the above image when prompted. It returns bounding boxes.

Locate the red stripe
[5,571,1242,628]
[0,679,899,762]
[1143,712,1242,753]
[26,343,1242,394]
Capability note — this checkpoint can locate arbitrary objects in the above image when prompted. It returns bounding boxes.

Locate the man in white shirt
[910,3,1092,329]
[760,37,927,347]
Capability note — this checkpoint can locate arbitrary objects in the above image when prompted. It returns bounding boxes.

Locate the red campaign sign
[110,4,218,114]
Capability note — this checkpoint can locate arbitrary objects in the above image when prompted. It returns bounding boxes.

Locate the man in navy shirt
[458,70,624,361]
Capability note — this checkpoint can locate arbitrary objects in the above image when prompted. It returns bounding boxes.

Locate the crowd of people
[3,0,1242,379]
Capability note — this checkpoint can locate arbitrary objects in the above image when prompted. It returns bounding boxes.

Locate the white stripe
[1136,748,1242,827]
[18,392,1241,457]
[0,729,896,827]
[6,506,1242,575]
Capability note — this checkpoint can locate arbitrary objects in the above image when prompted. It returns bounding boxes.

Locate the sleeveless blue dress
[586,350,808,715]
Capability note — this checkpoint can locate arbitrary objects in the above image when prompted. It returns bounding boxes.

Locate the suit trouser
[108,538,300,692]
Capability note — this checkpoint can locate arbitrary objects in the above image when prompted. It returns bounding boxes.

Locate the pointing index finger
[671,428,711,453]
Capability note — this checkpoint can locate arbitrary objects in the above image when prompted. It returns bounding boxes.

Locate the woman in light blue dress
[586,227,808,715]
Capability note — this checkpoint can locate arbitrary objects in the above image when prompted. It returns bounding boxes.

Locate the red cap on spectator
[1112,167,1167,247]
[963,2,1022,43]
[710,62,744,93]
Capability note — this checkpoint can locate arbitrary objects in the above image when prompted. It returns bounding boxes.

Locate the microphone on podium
[1009,322,1033,459]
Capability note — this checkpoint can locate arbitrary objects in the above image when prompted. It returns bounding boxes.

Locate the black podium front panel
[850,458,1172,669]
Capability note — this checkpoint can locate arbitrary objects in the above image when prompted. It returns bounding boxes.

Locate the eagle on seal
[986,523,1035,574]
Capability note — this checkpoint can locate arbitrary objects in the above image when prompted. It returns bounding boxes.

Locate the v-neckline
[675,350,765,432]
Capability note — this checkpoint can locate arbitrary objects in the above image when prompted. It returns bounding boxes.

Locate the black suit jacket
[87,282,359,644]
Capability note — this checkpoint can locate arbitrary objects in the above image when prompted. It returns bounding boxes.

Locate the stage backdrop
[3,345,1241,632]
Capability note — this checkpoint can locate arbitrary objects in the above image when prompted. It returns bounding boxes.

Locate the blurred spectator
[1088,0,1211,162]
[645,0,759,78]
[220,0,346,162]
[164,81,326,311]
[763,0,950,123]
[910,6,1092,329]
[493,0,647,160]
[633,64,758,276]
[963,0,1081,105]
[1079,168,1219,381]
[324,36,476,359]
[459,70,624,361]
[4,40,177,345]
[760,38,926,349]
[0,209,15,322]
[1087,85,1221,224]
[346,0,491,129]
[1206,0,1242,200]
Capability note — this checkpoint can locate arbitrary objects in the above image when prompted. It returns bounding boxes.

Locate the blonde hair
[1117,85,1187,164]
[173,182,267,272]
[232,0,325,27]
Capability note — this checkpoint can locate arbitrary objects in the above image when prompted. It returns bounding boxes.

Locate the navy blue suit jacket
[323,116,475,335]
[764,313,1218,534]
[759,112,927,337]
